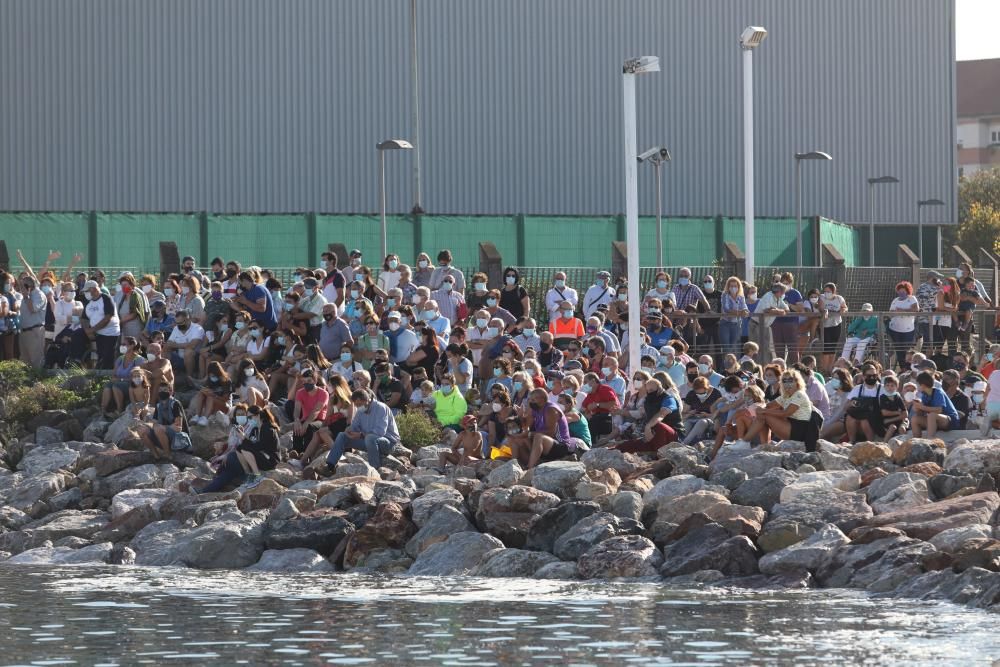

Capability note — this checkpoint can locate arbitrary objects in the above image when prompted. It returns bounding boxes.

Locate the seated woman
[482,390,516,457]
[408,379,437,413]
[601,370,648,446]
[138,385,191,461]
[269,337,306,399]
[189,361,232,426]
[233,359,270,408]
[211,403,249,471]
[712,384,766,456]
[197,314,235,380]
[100,336,145,417]
[439,415,483,469]
[613,376,681,454]
[301,375,354,472]
[556,392,591,449]
[820,367,855,441]
[681,376,721,446]
[741,369,815,448]
[709,375,749,455]
[200,405,280,492]
[910,371,961,437]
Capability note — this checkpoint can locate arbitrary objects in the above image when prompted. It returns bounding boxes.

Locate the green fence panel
[98,213,201,275]
[522,216,619,267]
[0,212,91,269]
[646,217,719,266]
[820,217,860,266]
[207,214,310,268]
[420,215,516,268]
[315,214,416,266]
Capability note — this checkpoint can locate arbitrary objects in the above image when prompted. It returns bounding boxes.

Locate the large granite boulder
[660,522,758,577]
[410,488,467,527]
[865,491,1000,540]
[248,548,335,572]
[263,509,355,556]
[758,487,873,553]
[407,532,504,576]
[865,472,931,515]
[731,468,798,512]
[758,523,849,575]
[406,505,475,558]
[531,461,586,499]
[552,512,643,561]
[342,502,416,568]
[132,516,266,568]
[473,548,561,578]
[577,535,663,579]
[524,501,601,553]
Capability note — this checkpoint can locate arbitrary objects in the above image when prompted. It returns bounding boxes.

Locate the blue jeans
[201,450,246,493]
[888,328,915,368]
[719,320,742,356]
[327,432,391,469]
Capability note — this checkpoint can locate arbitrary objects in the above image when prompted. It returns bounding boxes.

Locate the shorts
[822,325,841,353]
[110,380,131,394]
[541,441,573,462]
[788,417,811,442]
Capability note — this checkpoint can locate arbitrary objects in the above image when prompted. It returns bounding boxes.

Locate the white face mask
[491,402,502,413]
[146,353,157,362]
[141,285,153,294]
[119,345,128,354]
[903,391,916,402]
[633,380,644,390]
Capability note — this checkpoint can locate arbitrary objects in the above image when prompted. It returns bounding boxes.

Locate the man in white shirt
[422,300,452,342]
[466,309,494,365]
[582,271,615,320]
[755,283,788,360]
[164,308,204,376]
[386,311,419,364]
[511,317,542,353]
[544,271,579,321]
[296,277,329,341]
[82,280,121,369]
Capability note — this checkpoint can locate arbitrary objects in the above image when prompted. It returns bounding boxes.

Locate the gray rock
[18,444,80,475]
[605,491,643,522]
[929,524,994,554]
[110,488,175,520]
[929,472,978,500]
[133,515,266,568]
[91,463,178,498]
[410,488,467,527]
[485,459,526,489]
[893,567,1000,610]
[263,510,355,556]
[47,487,83,512]
[34,426,66,446]
[657,445,702,476]
[3,472,67,516]
[103,414,146,445]
[474,548,561,577]
[0,506,31,531]
[577,535,664,578]
[247,548,335,572]
[533,561,580,580]
[818,450,853,471]
[531,461,587,499]
[407,531,505,576]
[867,491,1000,540]
[316,482,374,510]
[553,512,643,561]
[758,487,873,552]
[731,468,799,512]
[6,542,113,565]
[0,510,109,554]
[758,523,849,575]
[581,448,645,477]
[524,501,601,553]
[816,535,931,588]
[642,475,704,509]
[710,449,783,478]
[712,468,749,491]
[406,505,476,558]
[374,479,418,504]
[653,490,730,525]
[661,523,758,577]
[942,439,1000,475]
[866,472,931,515]
[82,419,111,443]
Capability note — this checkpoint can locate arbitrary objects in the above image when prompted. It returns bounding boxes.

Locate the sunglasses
[781,379,796,385]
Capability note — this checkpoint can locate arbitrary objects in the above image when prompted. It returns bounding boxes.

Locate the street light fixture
[867,175,899,266]
[622,55,659,375]
[409,0,424,214]
[638,146,672,272]
[740,26,767,283]
[794,151,832,266]
[917,198,945,265]
[377,139,414,259]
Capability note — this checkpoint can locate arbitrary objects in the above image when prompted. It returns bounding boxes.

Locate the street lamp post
[794,151,832,266]
[409,0,424,214]
[622,56,660,375]
[917,198,945,265]
[867,175,899,266]
[740,27,767,283]
[377,139,414,259]
[638,146,672,272]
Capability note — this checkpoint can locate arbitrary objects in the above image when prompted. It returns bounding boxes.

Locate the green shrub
[0,360,41,394]
[396,410,443,450]
[4,382,84,426]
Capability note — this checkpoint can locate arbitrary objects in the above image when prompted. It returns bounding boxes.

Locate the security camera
[637,147,672,163]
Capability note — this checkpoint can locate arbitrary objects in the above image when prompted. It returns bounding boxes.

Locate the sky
[956,0,1000,61]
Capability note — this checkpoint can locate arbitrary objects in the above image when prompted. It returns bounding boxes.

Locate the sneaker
[197,416,209,426]
[732,439,751,450]
[244,475,263,490]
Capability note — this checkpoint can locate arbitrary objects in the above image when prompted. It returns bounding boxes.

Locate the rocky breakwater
[1,409,1000,611]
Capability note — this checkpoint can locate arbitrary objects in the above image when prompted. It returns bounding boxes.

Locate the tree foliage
[955,168,1000,255]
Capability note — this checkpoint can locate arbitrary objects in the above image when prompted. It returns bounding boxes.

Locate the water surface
[0,565,997,665]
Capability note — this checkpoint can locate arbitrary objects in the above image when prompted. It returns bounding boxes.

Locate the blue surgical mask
[656,280,667,289]
[493,368,502,377]
[522,328,535,338]
[617,294,627,302]
[442,282,454,292]
[562,310,574,319]
[386,298,396,307]
[388,260,399,270]
[505,276,516,285]
[987,353,995,362]
[829,378,841,390]
[284,302,294,311]
[235,322,246,330]
[678,277,690,286]
[513,381,523,392]
[341,352,352,362]
[292,274,301,282]
[486,298,497,308]
[441,384,453,395]
[350,290,359,299]
[41,285,52,295]
[474,282,487,292]
[476,318,488,329]
[698,363,710,374]
[400,316,409,326]
[355,273,365,282]
[554,279,565,289]
[235,415,247,426]
[487,327,498,338]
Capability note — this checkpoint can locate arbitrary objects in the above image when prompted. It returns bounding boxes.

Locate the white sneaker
[197,416,209,426]
[732,439,751,450]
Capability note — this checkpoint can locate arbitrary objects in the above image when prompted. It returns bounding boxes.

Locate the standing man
[82,280,121,369]
[582,271,614,320]
[18,275,47,368]
[544,272,579,322]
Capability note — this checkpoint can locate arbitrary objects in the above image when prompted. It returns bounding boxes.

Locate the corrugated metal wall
[0,0,956,225]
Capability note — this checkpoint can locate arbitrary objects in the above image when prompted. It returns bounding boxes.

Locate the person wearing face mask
[100,337,146,416]
[202,280,230,334]
[77,279,121,369]
[444,343,474,395]
[383,310,418,365]
[466,309,495,365]
[46,298,85,369]
[535,331,563,370]
[840,302,878,364]
[229,271,279,332]
[293,277,328,343]
[979,343,1000,380]
[189,361,233,426]
[887,281,919,370]
[111,273,149,344]
[138,385,192,461]
[142,300,175,346]
[209,403,250,471]
[910,371,961,438]
[175,274,205,324]
[420,299,452,343]
[465,272,491,313]
[402,326,443,381]
[219,261,241,299]
[163,309,204,376]
[498,266,530,320]
[543,272,578,321]
[179,255,208,291]
[325,389,400,471]
[369,361,403,413]
[680,376,722,446]
[939,369,971,430]
[581,270,614,320]
[509,316,541,354]
[548,300,584,348]
[760,363,783,402]
[843,363,883,443]
[430,275,466,327]
[874,374,908,439]
[600,370,648,446]
[232,359,269,408]
[718,276,749,358]
[955,262,992,306]
[645,271,672,301]
[669,267,708,314]
[405,251,429,287]
[356,316,390,370]
[10,273,44,368]
[426,248,465,292]
[316,303,354,363]
[285,368,329,456]
[430,372,469,432]
[580,371,621,440]
[695,354,725,389]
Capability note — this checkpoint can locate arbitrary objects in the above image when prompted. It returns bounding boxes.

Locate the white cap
[973,380,988,392]
[861,303,873,312]
[82,280,99,292]
[659,346,675,356]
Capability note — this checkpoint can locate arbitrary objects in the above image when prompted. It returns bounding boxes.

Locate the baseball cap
[303,278,319,288]
[659,346,675,356]
[82,280,98,292]
[596,270,610,279]
[926,270,944,279]
[861,303,874,312]
[349,249,363,257]
[386,311,401,320]
[914,359,937,371]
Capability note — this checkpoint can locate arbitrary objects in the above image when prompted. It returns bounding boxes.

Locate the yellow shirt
[777,389,813,421]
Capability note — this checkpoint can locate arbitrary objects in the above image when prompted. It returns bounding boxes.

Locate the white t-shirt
[466,326,493,364]
[378,270,401,292]
[889,295,918,333]
[168,322,205,345]
[85,294,121,337]
[820,293,847,327]
[54,298,77,332]
[246,334,271,357]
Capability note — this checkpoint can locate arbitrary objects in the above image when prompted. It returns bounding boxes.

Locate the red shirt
[295,387,329,423]
[582,383,620,415]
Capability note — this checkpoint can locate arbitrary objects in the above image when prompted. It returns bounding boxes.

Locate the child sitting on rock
[878,375,908,439]
[438,414,483,469]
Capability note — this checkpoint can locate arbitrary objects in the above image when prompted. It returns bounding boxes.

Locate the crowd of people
[1,247,998,492]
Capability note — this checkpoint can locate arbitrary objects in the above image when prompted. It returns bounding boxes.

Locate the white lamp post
[638,146,672,272]
[917,198,945,265]
[377,139,414,259]
[794,151,832,266]
[740,26,767,284]
[409,0,424,214]
[623,56,659,375]
[867,175,899,266]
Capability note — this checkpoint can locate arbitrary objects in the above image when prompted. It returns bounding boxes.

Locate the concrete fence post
[898,244,920,288]
[479,242,503,288]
